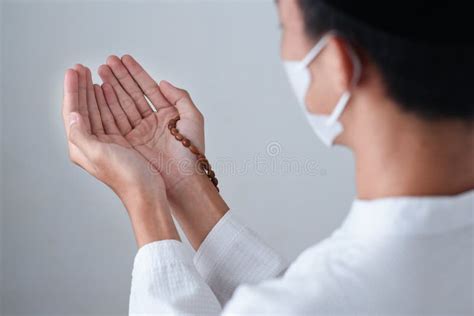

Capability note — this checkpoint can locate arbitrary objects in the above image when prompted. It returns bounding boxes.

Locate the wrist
[167,173,229,250]
[120,187,180,248]
[168,173,227,214]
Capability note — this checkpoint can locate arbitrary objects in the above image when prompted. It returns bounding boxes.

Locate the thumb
[159,80,202,119]
[68,112,98,156]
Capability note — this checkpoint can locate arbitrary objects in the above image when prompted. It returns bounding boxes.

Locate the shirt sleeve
[193,211,288,305]
[129,212,288,315]
[129,239,222,315]
[129,237,347,315]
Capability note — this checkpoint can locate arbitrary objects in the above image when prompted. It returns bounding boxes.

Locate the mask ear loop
[299,32,336,69]
[326,44,362,126]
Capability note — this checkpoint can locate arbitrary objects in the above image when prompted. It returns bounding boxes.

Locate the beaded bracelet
[168,116,219,192]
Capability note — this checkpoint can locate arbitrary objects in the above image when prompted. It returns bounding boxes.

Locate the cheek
[280,29,315,60]
[280,31,291,60]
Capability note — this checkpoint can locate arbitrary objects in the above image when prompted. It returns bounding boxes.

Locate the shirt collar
[339,189,474,237]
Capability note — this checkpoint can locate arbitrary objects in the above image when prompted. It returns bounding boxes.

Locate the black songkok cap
[321,0,472,45]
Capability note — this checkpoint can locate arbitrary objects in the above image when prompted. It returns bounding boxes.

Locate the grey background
[0,0,355,315]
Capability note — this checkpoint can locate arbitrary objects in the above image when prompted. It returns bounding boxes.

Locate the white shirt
[129,190,474,315]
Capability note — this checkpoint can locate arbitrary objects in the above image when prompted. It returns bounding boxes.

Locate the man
[62,0,473,314]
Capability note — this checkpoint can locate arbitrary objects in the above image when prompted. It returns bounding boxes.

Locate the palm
[125,106,202,186]
[63,65,180,248]
[98,55,205,191]
[62,65,166,200]
[95,134,165,190]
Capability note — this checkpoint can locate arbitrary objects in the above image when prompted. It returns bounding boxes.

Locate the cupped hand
[97,55,207,197]
[62,65,168,210]
[62,64,180,247]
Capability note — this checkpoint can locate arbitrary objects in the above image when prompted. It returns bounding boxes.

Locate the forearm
[168,174,229,250]
[121,189,180,248]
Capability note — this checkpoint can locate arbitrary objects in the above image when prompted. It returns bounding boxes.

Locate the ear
[306,35,360,115]
[322,36,359,92]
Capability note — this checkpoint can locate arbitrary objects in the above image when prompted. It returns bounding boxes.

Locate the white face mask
[283,33,361,146]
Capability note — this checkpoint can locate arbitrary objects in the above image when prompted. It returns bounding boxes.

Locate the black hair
[298,0,474,121]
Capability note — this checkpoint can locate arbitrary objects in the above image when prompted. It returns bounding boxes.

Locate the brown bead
[196,163,206,174]
[182,139,191,147]
[189,145,200,155]
[207,170,215,178]
[197,158,209,170]
[170,116,179,124]
[196,164,204,173]
[197,157,208,164]
[167,116,218,191]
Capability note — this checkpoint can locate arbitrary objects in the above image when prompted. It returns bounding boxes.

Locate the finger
[159,80,203,120]
[62,69,79,137]
[62,69,93,169]
[68,112,100,162]
[85,67,105,135]
[74,64,92,133]
[94,84,121,135]
[121,54,171,110]
[102,83,133,135]
[106,55,153,118]
[98,64,142,126]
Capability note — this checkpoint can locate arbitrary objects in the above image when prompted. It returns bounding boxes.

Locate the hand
[97,55,228,250]
[97,55,206,199]
[62,64,179,247]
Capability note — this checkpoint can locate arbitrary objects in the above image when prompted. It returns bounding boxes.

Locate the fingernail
[69,112,79,126]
